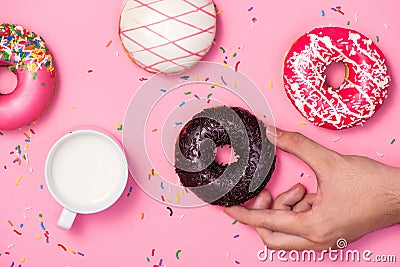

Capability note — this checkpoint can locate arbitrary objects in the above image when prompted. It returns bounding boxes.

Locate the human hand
[224,128,400,250]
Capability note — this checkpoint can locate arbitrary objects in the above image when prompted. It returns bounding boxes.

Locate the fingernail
[266,125,282,138]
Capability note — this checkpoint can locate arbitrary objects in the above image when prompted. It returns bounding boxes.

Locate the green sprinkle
[41,83,46,86]
[376,36,380,42]
[184,91,191,95]
[219,46,226,53]
[211,85,215,89]
[347,20,350,25]
[180,75,190,80]
[207,93,212,99]
[390,138,396,144]
[39,213,43,218]
[33,73,38,80]
[176,249,182,259]
[232,219,238,225]
[146,257,150,262]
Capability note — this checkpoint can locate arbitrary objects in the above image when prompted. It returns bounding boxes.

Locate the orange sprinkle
[216,10,222,15]
[141,212,144,220]
[152,129,157,132]
[24,133,30,139]
[105,40,112,48]
[8,220,13,227]
[297,121,306,126]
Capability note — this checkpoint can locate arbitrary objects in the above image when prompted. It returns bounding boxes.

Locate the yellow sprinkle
[20,257,26,263]
[195,75,199,81]
[166,198,172,203]
[25,142,29,149]
[216,10,222,15]
[233,81,237,88]
[36,235,42,239]
[66,247,77,254]
[181,189,185,194]
[72,105,76,110]
[269,82,273,88]
[14,176,23,186]
[297,121,306,126]
[222,63,228,67]
[176,193,181,203]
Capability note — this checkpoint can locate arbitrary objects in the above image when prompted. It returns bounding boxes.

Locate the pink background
[1,0,399,266]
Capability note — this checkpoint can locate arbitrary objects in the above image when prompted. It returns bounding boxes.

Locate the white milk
[48,133,126,213]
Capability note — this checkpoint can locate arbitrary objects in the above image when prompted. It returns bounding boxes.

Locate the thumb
[266,126,340,178]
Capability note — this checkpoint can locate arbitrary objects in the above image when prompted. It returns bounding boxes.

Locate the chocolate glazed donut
[175,106,276,206]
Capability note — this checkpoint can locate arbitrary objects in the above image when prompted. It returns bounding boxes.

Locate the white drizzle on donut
[284,27,390,129]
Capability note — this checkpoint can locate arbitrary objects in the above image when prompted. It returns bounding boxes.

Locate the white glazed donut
[119,0,216,75]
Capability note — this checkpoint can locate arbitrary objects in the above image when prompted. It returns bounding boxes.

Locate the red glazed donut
[0,24,56,130]
[283,27,390,130]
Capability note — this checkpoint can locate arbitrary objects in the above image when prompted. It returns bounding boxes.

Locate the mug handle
[57,208,77,230]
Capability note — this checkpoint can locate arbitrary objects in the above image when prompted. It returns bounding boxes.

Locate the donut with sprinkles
[283,27,390,130]
[0,23,56,130]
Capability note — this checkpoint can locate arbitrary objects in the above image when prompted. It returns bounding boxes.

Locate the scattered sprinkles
[376,36,380,42]
[105,40,112,48]
[219,46,225,53]
[321,10,325,17]
[232,220,238,225]
[248,6,254,12]
[390,138,395,144]
[234,61,240,72]
[233,234,240,239]
[178,101,186,107]
[160,89,167,93]
[116,123,123,130]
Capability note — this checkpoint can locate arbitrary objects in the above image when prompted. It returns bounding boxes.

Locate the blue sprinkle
[20,224,23,228]
[160,89,167,93]
[179,101,186,107]
[40,184,43,189]
[175,121,183,125]
[322,9,325,16]
[160,182,165,189]
[40,221,46,230]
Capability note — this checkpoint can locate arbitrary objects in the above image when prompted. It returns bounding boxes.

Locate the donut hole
[0,66,18,95]
[214,145,239,165]
[323,62,347,89]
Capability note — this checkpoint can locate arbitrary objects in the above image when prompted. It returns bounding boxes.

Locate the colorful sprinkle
[321,10,325,16]
[219,47,225,53]
[251,17,257,23]
[40,184,43,189]
[167,207,173,216]
[179,101,186,107]
[78,252,85,256]
[297,121,306,126]
[116,123,123,130]
[160,89,167,93]
[248,6,254,11]
[19,258,25,263]
[57,244,67,251]
[127,186,133,197]
[176,249,182,259]
[232,220,238,225]
[235,260,240,264]
[216,10,222,15]
[180,75,190,80]
[269,82,273,88]
[233,234,240,238]
[151,249,155,256]
[175,121,183,126]
[347,20,350,25]
[151,128,157,132]
[87,69,93,73]
[221,76,227,85]
[390,138,395,144]
[105,40,112,48]
[184,91,191,95]
[376,36,380,42]
[13,176,22,186]
[141,212,145,220]
[13,229,22,235]
[194,94,200,100]
[146,257,150,262]
[234,61,240,72]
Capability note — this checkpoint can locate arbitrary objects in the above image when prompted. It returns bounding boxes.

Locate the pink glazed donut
[0,23,56,130]
[283,27,390,130]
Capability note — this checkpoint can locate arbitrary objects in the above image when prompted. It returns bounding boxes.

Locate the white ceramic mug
[45,129,128,230]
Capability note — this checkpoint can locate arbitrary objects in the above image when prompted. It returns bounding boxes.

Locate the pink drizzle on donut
[283,27,390,130]
[0,24,55,130]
